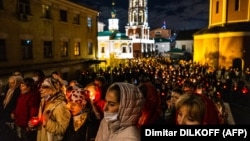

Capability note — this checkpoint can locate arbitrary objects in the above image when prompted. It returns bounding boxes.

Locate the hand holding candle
[30,117,40,126]
[28,117,40,130]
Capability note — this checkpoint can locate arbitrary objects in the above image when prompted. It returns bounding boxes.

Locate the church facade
[193,0,250,70]
[97,0,155,62]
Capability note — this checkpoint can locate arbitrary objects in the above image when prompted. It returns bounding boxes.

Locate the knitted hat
[68,88,90,104]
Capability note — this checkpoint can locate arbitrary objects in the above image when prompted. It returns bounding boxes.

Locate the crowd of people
[0,57,248,141]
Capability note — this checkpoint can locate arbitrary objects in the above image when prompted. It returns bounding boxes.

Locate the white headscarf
[3,75,23,108]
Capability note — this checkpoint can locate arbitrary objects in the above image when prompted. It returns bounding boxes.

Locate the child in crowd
[63,88,99,141]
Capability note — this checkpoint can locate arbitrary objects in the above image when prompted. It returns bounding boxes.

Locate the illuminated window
[87,17,92,27]
[0,39,6,61]
[43,41,53,58]
[21,39,33,59]
[87,17,92,32]
[139,10,143,23]
[61,41,68,57]
[74,42,80,56]
[42,5,51,19]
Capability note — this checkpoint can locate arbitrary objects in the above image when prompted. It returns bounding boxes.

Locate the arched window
[101,47,105,53]
[122,46,127,53]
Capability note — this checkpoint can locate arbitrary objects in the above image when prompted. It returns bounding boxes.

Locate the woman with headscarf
[137,81,162,127]
[0,75,23,127]
[29,77,71,141]
[62,88,100,141]
[95,82,145,141]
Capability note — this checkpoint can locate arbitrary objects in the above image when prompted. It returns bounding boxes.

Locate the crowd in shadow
[0,57,249,141]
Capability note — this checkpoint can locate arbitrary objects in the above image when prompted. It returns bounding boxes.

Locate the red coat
[13,91,40,127]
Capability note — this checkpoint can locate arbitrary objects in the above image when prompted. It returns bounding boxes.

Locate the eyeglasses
[41,85,50,89]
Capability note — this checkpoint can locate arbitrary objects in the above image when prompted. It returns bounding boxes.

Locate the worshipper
[175,93,220,125]
[95,82,145,141]
[62,88,99,141]
[29,77,71,141]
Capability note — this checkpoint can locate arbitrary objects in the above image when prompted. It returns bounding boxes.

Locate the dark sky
[73,0,209,31]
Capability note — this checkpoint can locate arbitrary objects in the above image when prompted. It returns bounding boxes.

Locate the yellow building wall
[219,35,244,68]
[193,39,206,64]
[227,0,249,21]
[194,32,249,70]
[210,0,224,25]
[0,0,98,81]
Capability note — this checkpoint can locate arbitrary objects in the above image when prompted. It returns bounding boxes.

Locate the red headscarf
[175,93,220,125]
[137,82,162,127]
[198,94,220,125]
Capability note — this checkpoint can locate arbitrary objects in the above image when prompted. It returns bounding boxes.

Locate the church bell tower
[108,0,119,32]
[125,0,154,58]
[125,0,150,39]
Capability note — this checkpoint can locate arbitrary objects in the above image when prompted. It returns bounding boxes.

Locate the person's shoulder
[117,126,141,141]
[120,125,140,135]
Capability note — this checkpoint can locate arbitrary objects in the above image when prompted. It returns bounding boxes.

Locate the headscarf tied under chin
[199,94,221,125]
[108,82,145,132]
[137,82,162,127]
[3,75,23,108]
[42,77,62,92]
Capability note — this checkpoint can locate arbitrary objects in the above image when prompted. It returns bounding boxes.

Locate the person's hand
[10,113,15,119]
[28,120,35,129]
[28,117,40,130]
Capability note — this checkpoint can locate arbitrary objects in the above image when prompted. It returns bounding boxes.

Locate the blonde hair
[175,94,206,124]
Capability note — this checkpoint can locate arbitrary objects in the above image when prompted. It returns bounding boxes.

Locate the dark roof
[154,38,171,43]
[167,48,184,53]
[194,22,250,35]
[71,0,99,11]
[175,29,200,40]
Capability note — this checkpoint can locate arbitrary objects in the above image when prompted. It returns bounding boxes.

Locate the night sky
[73,0,209,31]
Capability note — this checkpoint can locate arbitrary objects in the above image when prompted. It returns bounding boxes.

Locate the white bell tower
[108,0,119,32]
[125,0,154,58]
[125,0,150,39]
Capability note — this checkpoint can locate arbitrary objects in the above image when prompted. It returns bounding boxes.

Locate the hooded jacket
[95,82,145,141]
